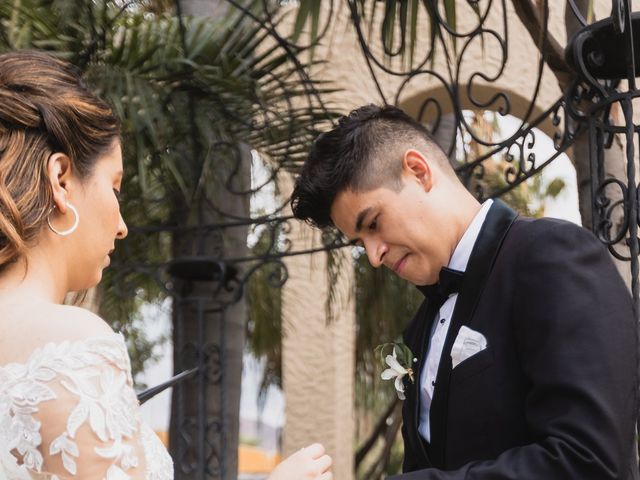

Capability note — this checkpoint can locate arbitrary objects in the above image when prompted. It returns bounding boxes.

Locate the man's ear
[402,149,433,192]
[46,153,73,214]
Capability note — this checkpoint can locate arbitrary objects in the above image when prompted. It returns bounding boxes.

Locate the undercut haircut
[290,104,450,228]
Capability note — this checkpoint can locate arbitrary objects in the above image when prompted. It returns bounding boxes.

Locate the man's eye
[369,220,377,231]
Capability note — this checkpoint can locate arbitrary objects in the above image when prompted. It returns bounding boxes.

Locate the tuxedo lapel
[400,298,437,467]
[413,295,441,464]
[428,200,517,466]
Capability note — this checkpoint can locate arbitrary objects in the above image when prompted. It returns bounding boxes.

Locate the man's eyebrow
[355,207,372,232]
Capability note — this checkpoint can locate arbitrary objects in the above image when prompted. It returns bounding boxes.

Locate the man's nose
[365,239,388,268]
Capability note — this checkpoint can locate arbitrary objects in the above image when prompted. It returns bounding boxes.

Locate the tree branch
[355,396,400,467]
[362,400,403,480]
[511,0,573,89]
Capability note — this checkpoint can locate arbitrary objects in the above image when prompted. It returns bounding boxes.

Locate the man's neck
[447,192,486,270]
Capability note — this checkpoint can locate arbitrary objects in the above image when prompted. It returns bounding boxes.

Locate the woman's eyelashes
[113,188,121,202]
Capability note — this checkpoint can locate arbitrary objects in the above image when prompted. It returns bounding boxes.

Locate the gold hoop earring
[47,202,79,236]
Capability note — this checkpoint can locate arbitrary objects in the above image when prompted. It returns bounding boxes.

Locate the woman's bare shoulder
[0,303,114,365]
[46,304,114,337]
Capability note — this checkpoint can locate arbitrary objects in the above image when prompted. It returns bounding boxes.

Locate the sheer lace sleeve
[0,334,173,480]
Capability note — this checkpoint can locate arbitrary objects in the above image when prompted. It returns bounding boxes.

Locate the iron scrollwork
[340,0,580,201]
[565,0,640,311]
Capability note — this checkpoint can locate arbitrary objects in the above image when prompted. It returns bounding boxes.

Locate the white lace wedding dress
[0,333,174,479]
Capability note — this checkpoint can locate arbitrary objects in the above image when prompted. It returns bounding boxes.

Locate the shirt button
[440,318,445,324]
[431,380,436,386]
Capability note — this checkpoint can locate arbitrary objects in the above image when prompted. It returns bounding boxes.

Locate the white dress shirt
[418,199,493,443]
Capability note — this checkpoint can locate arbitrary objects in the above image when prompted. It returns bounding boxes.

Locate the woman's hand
[268,443,333,480]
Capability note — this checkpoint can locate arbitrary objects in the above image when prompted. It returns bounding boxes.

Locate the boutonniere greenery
[376,342,417,400]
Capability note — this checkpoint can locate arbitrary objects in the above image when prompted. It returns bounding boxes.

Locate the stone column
[281,205,355,480]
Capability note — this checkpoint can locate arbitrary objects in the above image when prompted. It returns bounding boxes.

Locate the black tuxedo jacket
[390,200,639,479]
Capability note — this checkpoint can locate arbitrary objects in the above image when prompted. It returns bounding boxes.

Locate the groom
[290,104,639,479]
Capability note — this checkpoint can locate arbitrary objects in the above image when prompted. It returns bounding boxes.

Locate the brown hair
[0,50,120,269]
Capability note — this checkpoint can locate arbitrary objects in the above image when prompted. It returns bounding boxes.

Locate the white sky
[495,114,581,225]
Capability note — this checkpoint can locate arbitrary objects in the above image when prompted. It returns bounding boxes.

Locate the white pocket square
[451,325,488,369]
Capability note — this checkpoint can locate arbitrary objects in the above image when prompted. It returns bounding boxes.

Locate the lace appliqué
[140,424,173,480]
[0,334,173,480]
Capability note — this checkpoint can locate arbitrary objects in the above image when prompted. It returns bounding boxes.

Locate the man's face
[330,176,454,286]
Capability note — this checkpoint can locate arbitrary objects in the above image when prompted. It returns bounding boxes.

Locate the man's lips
[392,254,408,273]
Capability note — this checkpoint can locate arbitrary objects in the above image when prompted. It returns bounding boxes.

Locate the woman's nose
[117,213,128,239]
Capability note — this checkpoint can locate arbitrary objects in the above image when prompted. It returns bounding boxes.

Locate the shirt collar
[447,199,493,272]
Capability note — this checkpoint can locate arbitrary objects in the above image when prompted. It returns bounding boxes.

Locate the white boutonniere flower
[377,343,416,400]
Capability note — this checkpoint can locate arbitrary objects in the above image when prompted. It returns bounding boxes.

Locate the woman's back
[0,303,173,479]
[0,301,112,365]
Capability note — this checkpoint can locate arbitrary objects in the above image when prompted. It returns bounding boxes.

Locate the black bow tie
[417,267,465,310]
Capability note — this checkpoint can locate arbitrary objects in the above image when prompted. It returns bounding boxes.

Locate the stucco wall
[280,169,355,478]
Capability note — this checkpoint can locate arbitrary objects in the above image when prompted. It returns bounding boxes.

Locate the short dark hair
[290,104,448,228]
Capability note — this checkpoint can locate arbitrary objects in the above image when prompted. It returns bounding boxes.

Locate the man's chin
[393,270,421,286]
[387,261,433,285]
[406,271,439,286]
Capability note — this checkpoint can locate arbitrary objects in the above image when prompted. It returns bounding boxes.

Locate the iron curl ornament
[322,0,582,202]
[565,0,640,313]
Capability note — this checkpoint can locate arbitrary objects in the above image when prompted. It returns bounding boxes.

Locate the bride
[0,51,332,480]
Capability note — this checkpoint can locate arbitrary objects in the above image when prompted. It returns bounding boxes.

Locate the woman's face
[66,140,127,289]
